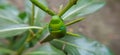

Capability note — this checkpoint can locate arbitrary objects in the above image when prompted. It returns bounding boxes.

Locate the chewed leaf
[51,34,114,55]
[24,43,65,55]
[62,0,105,20]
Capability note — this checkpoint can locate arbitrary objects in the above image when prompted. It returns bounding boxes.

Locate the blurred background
[9,0,120,55]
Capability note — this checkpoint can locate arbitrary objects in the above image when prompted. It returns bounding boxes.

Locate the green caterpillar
[41,15,66,43]
[49,15,66,38]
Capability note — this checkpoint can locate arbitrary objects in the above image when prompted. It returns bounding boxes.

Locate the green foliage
[25,0,47,26]
[0,0,114,55]
[62,0,105,20]
[24,43,65,55]
[51,34,113,55]
[0,47,16,55]
[0,0,43,38]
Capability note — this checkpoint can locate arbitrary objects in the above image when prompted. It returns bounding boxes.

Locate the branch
[58,0,78,16]
[66,18,85,26]
[30,0,56,16]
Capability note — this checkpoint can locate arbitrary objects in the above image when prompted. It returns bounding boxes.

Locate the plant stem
[26,28,43,42]
[66,18,85,26]
[58,0,78,17]
[29,3,35,42]
[28,3,35,45]
[31,4,35,26]
[67,32,79,37]
[17,4,36,55]
[16,33,30,55]
[35,26,47,37]
[16,44,25,55]
[30,0,56,16]
[17,28,43,55]
[26,25,47,43]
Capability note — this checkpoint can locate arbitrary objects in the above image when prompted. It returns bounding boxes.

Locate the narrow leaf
[0,0,23,26]
[0,24,43,38]
[62,0,105,20]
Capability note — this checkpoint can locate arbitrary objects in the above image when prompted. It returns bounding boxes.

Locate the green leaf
[0,1,23,26]
[35,25,49,42]
[51,34,114,55]
[24,0,47,26]
[12,31,29,50]
[0,15,20,26]
[0,0,9,5]
[0,24,43,38]
[24,43,65,55]
[62,0,105,20]
[0,0,23,27]
[18,11,27,20]
[0,47,16,55]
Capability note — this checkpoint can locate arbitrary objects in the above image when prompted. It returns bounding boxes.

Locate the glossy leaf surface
[0,24,42,38]
[62,0,105,20]
[51,34,114,55]
[24,43,65,55]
